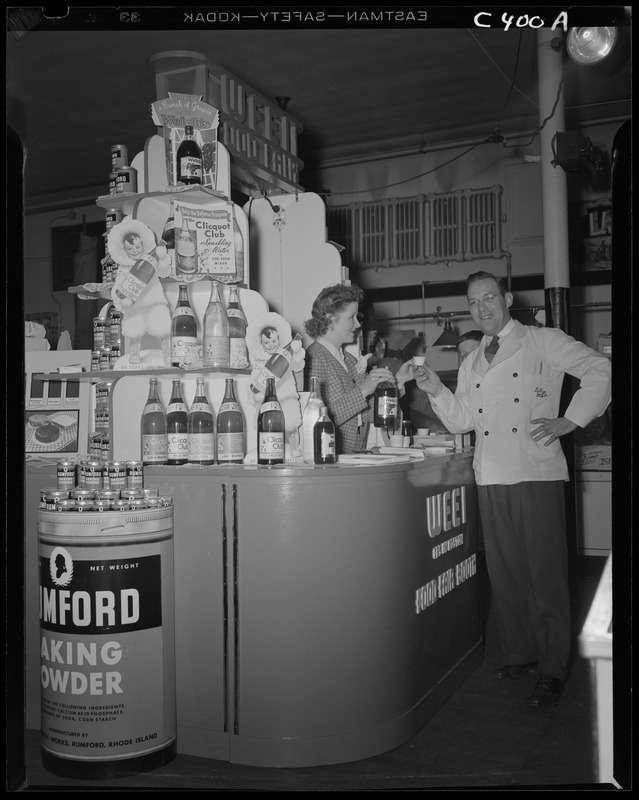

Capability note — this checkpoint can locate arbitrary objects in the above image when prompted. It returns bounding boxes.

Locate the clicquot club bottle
[166,380,189,465]
[141,377,168,465]
[226,285,249,369]
[171,284,198,367]
[175,222,197,275]
[232,207,245,284]
[162,215,175,251]
[313,406,336,465]
[373,379,399,429]
[302,376,323,463]
[257,377,285,465]
[216,377,245,464]
[188,377,215,465]
[249,333,303,395]
[113,241,166,306]
[176,124,203,185]
[203,281,230,367]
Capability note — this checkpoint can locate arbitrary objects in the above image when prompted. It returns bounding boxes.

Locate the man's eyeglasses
[468,291,506,310]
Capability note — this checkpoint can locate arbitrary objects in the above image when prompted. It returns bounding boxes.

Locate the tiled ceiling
[7,9,632,211]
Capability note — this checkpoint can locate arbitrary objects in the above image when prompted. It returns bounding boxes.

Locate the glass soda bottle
[188,377,215,465]
[176,124,203,185]
[141,377,168,465]
[373,378,399,429]
[257,377,285,465]
[175,222,197,275]
[203,280,230,367]
[166,379,189,465]
[302,376,323,463]
[226,285,249,369]
[171,284,198,367]
[216,377,245,464]
[162,215,175,251]
[313,406,336,465]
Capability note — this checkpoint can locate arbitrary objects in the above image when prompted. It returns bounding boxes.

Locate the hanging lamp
[433,318,459,347]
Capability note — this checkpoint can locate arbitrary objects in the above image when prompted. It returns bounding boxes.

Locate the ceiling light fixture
[433,317,459,347]
[566,27,618,65]
[551,26,619,66]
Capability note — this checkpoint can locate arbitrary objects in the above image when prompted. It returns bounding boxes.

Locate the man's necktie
[485,335,500,363]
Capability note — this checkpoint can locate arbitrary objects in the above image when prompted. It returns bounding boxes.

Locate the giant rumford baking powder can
[37,505,176,777]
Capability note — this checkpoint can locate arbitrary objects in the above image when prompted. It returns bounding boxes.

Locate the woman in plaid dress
[304,284,413,454]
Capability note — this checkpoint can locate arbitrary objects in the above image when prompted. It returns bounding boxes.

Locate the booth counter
[25,450,482,768]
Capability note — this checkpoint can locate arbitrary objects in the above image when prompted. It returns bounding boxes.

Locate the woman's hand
[359,367,395,398]
[395,359,415,391]
[412,363,444,397]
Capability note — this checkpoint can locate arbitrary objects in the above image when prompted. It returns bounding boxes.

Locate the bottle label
[168,432,189,460]
[260,401,281,413]
[167,403,187,413]
[142,434,167,463]
[179,156,203,180]
[171,336,199,363]
[217,432,244,462]
[378,395,398,417]
[250,367,280,395]
[117,271,148,303]
[144,403,163,414]
[172,306,195,319]
[204,337,230,367]
[320,430,336,457]
[219,401,241,414]
[190,402,213,414]
[259,432,284,459]
[188,433,216,462]
[176,249,197,274]
[229,338,249,369]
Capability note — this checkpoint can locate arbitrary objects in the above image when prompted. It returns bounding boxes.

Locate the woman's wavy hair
[304,283,364,338]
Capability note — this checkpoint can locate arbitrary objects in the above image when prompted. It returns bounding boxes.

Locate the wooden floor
[12,555,615,791]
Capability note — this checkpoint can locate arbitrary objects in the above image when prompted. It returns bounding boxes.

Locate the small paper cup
[417,428,430,436]
[412,356,426,366]
[389,435,404,447]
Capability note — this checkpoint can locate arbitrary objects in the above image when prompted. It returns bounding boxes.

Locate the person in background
[413,271,611,709]
[456,329,483,363]
[367,334,403,374]
[304,284,413,454]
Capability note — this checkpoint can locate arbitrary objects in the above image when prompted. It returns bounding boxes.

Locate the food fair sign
[207,61,304,195]
[414,485,477,615]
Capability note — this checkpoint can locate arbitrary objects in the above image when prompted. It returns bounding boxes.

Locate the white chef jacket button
[512,427,517,432]
[476,383,480,388]
[478,408,482,413]
[514,398,519,403]
[484,431,489,436]
[513,373,518,377]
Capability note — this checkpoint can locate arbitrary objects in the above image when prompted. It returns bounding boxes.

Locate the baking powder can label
[38,528,175,761]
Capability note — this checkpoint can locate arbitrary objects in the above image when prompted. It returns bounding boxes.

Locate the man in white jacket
[414,271,611,708]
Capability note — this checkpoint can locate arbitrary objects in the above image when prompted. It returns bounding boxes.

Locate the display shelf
[96,185,228,215]
[40,367,252,381]
[69,276,247,300]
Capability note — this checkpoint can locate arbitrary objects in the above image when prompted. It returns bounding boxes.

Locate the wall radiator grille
[327,186,503,269]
